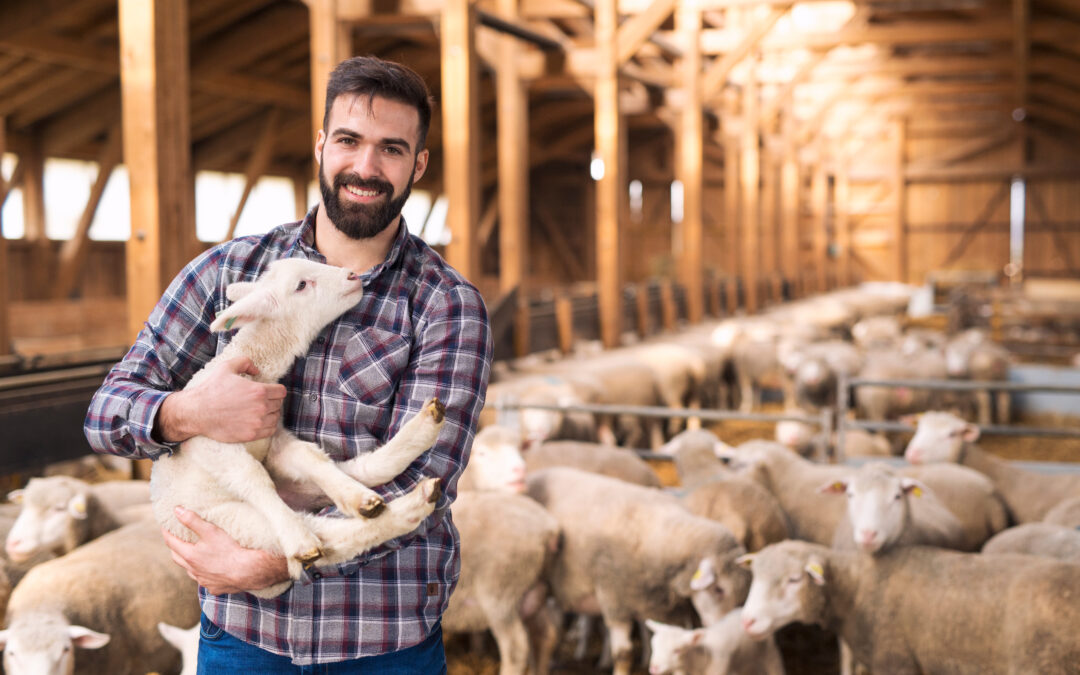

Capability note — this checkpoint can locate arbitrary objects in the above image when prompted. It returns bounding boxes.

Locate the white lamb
[150,258,445,597]
[645,610,785,675]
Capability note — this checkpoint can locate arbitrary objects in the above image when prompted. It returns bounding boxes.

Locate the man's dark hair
[323,56,434,152]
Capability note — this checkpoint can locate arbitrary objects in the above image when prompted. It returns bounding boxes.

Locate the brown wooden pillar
[119,0,198,340]
[780,109,800,299]
[723,97,740,313]
[741,62,761,313]
[892,117,908,283]
[0,116,10,354]
[20,134,49,299]
[810,162,828,293]
[308,0,353,144]
[835,165,851,287]
[676,3,704,324]
[595,0,623,347]
[442,0,481,283]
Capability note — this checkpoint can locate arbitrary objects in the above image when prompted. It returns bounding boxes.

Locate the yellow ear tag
[911,487,923,498]
[692,569,703,581]
[807,563,824,578]
[73,501,86,514]
[833,482,845,491]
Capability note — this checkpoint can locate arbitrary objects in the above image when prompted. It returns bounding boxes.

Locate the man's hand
[156,356,287,444]
[163,506,290,595]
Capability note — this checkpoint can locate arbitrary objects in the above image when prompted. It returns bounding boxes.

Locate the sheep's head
[5,477,92,563]
[644,620,706,675]
[688,549,751,625]
[903,411,978,464]
[463,425,527,494]
[0,612,109,675]
[819,463,926,554]
[737,541,829,641]
[210,259,363,337]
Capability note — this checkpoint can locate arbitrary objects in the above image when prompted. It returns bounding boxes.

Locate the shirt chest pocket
[337,327,413,409]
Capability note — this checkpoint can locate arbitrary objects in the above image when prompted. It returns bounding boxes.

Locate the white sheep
[645,610,785,675]
[905,411,1080,522]
[150,258,445,597]
[1045,495,1080,528]
[820,462,966,555]
[157,621,197,675]
[0,519,201,675]
[5,477,150,565]
[525,466,750,675]
[442,424,562,675]
[524,440,662,488]
[738,540,1080,674]
[981,523,1080,562]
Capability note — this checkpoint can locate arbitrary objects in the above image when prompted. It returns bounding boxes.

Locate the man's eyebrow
[330,128,412,153]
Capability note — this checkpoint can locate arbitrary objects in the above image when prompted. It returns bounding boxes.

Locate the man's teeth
[345,185,381,197]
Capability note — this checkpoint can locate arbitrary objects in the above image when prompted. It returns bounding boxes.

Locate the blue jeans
[196,613,447,674]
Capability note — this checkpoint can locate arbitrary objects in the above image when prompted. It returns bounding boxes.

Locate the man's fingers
[173,506,216,538]
[265,384,287,401]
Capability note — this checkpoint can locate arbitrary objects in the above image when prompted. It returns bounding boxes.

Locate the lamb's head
[644,620,706,675]
[0,612,109,675]
[209,258,363,340]
[774,416,816,456]
[903,411,978,464]
[5,477,92,563]
[819,463,927,554]
[738,541,829,641]
[687,549,751,626]
[461,425,527,493]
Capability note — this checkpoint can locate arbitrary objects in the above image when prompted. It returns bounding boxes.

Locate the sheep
[645,609,785,675]
[900,462,1010,551]
[780,340,864,410]
[442,424,562,675]
[156,622,197,675]
[854,347,945,422]
[524,440,662,488]
[820,462,967,555]
[774,416,891,461]
[850,316,902,350]
[149,258,446,598]
[944,329,1012,424]
[1045,496,1080,528]
[5,477,151,565]
[679,481,790,555]
[481,374,598,447]
[905,411,1080,522]
[624,342,708,436]
[981,523,1080,562]
[0,519,201,675]
[738,540,1080,674]
[526,467,750,675]
[662,429,733,490]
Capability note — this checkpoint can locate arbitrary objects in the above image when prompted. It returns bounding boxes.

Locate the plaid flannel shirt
[84,209,492,665]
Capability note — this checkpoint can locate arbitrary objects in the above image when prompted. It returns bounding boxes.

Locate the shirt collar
[289,205,411,283]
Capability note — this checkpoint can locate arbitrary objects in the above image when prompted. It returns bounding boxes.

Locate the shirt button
[309,393,318,402]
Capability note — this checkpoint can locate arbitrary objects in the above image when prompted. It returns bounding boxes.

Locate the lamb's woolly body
[681,479,791,553]
[525,441,662,487]
[647,609,785,675]
[1045,496,1080,528]
[982,523,1080,562]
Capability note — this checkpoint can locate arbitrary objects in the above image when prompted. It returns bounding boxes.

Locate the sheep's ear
[735,553,756,570]
[210,288,278,332]
[713,440,735,458]
[900,478,926,498]
[690,558,716,591]
[805,560,826,586]
[817,479,848,495]
[687,630,705,647]
[961,423,981,443]
[7,489,23,504]
[68,626,110,650]
[225,281,258,302]
[67,493,89,520]
[644,619,666,634]
[898,413,920,427]
[0,629,9,650]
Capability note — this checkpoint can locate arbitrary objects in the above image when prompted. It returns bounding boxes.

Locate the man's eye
[384,146,403,155]
[296,280,307,291]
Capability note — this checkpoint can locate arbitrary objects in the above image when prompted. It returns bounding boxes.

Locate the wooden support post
[676,2,704,323]
[53,123,123,299]
[835,166,851,287]
[308,0,354,145]
[496,0,530,354]
[636,281,651,337]
[555,294,573,355]
[442,0,482,282]
[224,108,280,242]
[722,101,740,313]
[780,110,799,299]
[293,166,311,220]
[741,60,761,313]
[892,117,908,283]
[811,163,828,293]
[660,278,677,332]
[761,147,778,304]
[595,0,623,347]
[20,134,49,299]
[119,0,198,341]
[0,116,9,354]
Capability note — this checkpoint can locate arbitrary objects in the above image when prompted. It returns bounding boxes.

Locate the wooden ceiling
[0,0,1078,184]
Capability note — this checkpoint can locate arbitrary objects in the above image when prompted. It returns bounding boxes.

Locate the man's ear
[413,148,429,183]
[314,128,326,165]
[210,288,278,333]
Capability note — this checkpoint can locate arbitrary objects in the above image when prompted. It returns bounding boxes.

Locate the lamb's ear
[225,281,258,302]
[644,619,666,634]
[961,423,981,443]
[735,553,756,570]
[210,288,278,332]
[7,488,23,504]
[690,558,716,591]
[68,626,110,650]
[67,493,89,520]
[817,479,849,495]
[900,477,926,498]
[805,559,826,586]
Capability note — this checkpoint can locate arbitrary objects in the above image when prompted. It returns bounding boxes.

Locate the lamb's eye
[296,280,307,291]
[787,575,802,584]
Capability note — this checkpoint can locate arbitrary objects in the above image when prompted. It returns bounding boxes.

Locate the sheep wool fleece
[83,208,493,665]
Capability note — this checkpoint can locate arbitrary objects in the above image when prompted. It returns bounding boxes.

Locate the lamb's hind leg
[305,477,442,566]
[340,398,446,486]
[267,431,385,518]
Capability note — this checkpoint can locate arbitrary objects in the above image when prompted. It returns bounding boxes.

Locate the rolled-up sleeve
[84,251,224,460]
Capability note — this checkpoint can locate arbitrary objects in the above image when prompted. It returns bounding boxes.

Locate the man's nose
[352,145,381,177]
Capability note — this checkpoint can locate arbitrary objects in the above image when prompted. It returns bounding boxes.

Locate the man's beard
[319,161,413,240]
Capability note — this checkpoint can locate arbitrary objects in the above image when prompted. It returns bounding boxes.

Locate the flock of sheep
[0,277,1076,675]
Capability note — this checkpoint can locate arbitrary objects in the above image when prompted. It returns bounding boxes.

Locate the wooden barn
[1,1,1079,674]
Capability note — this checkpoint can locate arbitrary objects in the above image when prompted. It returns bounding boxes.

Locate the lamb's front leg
[266,431,386,518]
[340,398,446,486]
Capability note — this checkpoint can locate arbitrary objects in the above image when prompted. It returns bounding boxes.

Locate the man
[84,56,493,672]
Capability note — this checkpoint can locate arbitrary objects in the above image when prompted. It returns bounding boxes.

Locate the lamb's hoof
[358,497,386,518]
[425,397,445,423]
[296,547,323,564]
[424,478,442,504]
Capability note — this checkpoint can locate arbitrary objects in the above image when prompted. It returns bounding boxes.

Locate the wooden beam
[939,181,1011,268]
[616,0,676,67]
[442,0,482,282]
[741,61,761,313]
[594,0,624,347]
[293,167,312,220]
[835,165,851,287]
[0,116,9,354]
[892,117,908,283]
[496,0,530,298]
[779,109,800,297]
[906,128,1017,172]
[535,201,587,279]
[18,134,49,299]
[702,4,789,101]
[223,109,280,242]
[722,99,740,312]
[119,0,198,341]
[810,162,828,293]
[52,123,122,300]
[676,2,704,323]
[309,0,354,146]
